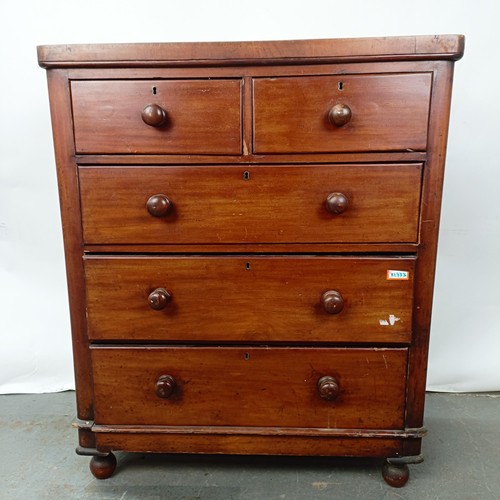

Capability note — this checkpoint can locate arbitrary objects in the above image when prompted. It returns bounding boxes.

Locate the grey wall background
[0,0,498,393]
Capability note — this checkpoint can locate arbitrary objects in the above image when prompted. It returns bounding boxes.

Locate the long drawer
[79,164,422,244]
[84,256,415,342]
[253,73,431,153]
[71,79,242,154]
[91,346,408,429]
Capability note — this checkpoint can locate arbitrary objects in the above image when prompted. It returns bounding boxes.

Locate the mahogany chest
[38,35,464,487]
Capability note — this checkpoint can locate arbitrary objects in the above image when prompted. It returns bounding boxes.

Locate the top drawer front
[253,73,431,153]
[71,80,242,154]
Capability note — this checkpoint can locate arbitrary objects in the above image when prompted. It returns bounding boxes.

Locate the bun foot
[89,452,117,479]
[382,459,409,487]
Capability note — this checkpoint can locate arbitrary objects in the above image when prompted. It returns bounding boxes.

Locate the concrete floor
[0,392,498,499]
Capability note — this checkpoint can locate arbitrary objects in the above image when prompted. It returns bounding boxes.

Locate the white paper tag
[387,270,409,280]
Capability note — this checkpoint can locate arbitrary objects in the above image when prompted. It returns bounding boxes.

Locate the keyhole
[244,352,250,360]
[245,262,251,270]
[338,81,344,91]
[243,170,250,180]
[152,86,157,95]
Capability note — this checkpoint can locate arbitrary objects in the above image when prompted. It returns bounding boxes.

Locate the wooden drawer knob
[148,288,172,310]
[325,192,349,215]
[321,290,344,314]
[317,376,340,401]
[142,104,168,127]
[328,104,352,127]
[147,194,172,217]
[155,374,176,399]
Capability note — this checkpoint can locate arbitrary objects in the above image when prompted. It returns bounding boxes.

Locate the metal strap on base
[75,446,110,457]
[387,454,424,465]
[72,418,94,430]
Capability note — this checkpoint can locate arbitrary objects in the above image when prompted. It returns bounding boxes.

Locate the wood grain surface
[79,164,422,244]
[91,346,408,429]
[37,35,464,68]
[84,256,415,342]
[253,73,431,153]
[72,79,242,154]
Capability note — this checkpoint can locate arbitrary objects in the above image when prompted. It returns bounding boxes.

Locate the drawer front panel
[85,256,415,342]
[91,346,408,429]
[253,73,431,153]
[71,80,242,154]
[79,164,422,244]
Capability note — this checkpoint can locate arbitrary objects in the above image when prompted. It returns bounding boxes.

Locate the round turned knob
[148,288,172,310]
[146,194,172,217]
[328,104,352,127]
[317,376,340,401]
[155,374,176,399]
[142,104,168,127]
[321,290,344,314]
[325,192,349,215]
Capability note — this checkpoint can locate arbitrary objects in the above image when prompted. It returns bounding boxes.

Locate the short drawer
[79,164,422,244]
[253,73,431,153]
[91,346,408,429]
[84,256,415,343]
[71,79,242,154]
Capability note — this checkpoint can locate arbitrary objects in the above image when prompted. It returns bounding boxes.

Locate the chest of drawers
[38,35,464,487]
